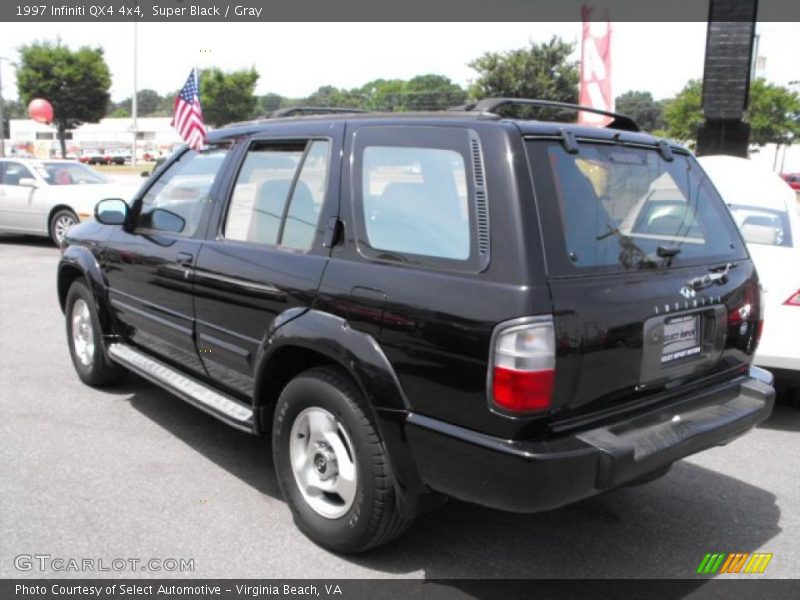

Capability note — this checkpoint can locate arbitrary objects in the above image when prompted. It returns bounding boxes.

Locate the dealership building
[6,117,183,159]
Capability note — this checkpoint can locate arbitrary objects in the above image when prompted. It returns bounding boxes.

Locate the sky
[0,22,798,104]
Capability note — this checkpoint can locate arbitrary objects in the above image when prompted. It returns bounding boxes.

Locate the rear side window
[362,146,469,260]
[526,141,747,275]
[729,205,793,247]
[352,126,486,271]
[224,139,330,252]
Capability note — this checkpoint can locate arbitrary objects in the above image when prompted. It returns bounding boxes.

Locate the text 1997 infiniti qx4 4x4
[57,99,774,553]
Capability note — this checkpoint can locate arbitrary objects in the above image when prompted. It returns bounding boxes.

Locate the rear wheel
[272,366,413,553]
[50,209,79,246]
[65,280,126,387]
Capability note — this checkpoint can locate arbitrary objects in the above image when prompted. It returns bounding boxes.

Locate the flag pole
[131,20,138,168]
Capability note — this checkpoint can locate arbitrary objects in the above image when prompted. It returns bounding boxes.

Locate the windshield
[527,141,747,274]
[40,162,108,185]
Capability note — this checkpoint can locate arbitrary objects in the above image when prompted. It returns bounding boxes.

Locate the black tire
[50,208,79,246]
[272,366,413,553]
[65,280,126,387]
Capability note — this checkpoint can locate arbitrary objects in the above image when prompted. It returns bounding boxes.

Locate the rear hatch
[524,136,761,428]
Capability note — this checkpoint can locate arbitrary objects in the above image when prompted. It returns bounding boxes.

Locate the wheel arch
[57,247,117,340]
[252,309,427,504]
[48,204,79,237]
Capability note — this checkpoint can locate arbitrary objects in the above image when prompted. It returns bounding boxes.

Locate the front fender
[254,309,428,504]
[57,244,118,341]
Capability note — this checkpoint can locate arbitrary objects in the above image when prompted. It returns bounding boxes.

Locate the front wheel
[50,209,79,246]
[65,280,126,387]
[272,366,413,553]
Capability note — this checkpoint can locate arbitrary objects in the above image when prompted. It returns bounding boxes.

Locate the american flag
[171,68,207,150]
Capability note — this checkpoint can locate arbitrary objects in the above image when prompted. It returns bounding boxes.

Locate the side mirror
[150,208,185,233]
[18,177,38,188]
[95,198,129,226]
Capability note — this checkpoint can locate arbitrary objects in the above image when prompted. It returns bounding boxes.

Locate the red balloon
[28,98,54,124]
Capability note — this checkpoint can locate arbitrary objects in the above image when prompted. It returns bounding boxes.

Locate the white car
[699,155,800,391]
[0,158,135,245]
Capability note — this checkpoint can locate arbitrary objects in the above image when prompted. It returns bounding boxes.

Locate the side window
[135,145,229,236]
[224,139,330,252]
[361,145,470,260]
[0,162,34,186]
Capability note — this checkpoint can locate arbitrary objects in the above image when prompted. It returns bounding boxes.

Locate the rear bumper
[404,373,774,513]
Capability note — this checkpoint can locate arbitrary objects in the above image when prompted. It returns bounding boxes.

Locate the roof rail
[269,106,369,118]
[460,98,640,132]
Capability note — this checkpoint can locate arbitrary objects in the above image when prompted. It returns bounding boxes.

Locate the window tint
[225,140,329,251]
[527,141,746,274]
[136,145,229,236]
[0,162,34,186]
[729,205,793,247]
[361,146,469,260]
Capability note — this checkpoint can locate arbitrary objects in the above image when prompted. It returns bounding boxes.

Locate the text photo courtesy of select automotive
[2,3,800,587]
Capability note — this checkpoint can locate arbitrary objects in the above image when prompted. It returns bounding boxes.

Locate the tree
[304,85,365,109]
[16,41,111,157]
[135,89,163,116]
[256,93,286,117]
[468,37,579,119]
[746,79,800,146]
[199,67,259,127]
[663,78,800,146]
[402,74,467,111]
[615,90,665,133]
[662,79,703,142]
[359,78,407,111]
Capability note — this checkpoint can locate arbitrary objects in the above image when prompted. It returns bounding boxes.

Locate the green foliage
[199,67,259,127]
[402,74,467,111]
[662,79,704,142]
[16,40,111,156]
[468,37,579,119]
[746,79,800,146]
[615,90,665,133]
[109,107,130,118]
[663,78,800,146]
[257,93,285,116]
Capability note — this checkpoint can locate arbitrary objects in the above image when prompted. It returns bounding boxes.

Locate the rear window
[729,205,793,247]
[526,141,747,275]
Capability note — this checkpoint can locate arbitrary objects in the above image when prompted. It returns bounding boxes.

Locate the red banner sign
[579,6,613,125]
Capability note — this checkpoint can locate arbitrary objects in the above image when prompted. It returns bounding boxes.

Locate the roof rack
[459,98,640,132]
[269,106,368,118]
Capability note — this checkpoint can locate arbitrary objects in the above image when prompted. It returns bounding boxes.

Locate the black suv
[58,99,774,553]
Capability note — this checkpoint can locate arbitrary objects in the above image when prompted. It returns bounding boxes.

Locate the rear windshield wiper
[657,245,682,258]
[596,226,658,270]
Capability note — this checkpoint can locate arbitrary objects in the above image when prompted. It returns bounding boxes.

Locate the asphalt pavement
[1,236,798,580]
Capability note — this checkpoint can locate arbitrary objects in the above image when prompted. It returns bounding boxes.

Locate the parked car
[700,156,800,396]
[78,150,109,166]
[0,159,136,245]
[780,172,800,192]
[57,100,774,553]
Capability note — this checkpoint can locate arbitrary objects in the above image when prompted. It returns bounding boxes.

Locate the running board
[108,343,255,433]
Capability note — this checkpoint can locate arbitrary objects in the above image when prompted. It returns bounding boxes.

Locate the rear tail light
[783,290,800,306]
[730,280,764,350]
[489,317,556,414]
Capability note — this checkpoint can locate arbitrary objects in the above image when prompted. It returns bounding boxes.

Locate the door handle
[176,252,194,266]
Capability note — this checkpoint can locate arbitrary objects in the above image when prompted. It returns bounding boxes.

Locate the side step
[108,343,255,433]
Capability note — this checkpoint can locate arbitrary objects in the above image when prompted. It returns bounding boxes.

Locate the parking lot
[1,235,798,580]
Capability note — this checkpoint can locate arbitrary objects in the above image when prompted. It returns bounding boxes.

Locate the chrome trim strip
[108,344,254,426]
